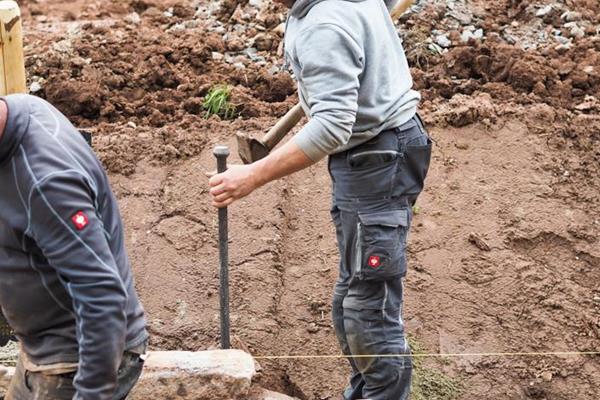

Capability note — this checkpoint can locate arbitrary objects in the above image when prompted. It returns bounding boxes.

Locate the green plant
[410,337,462,400]
[203,85,236,120]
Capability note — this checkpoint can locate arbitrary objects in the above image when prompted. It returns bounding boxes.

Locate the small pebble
[435,34,452,48]
[541,371,553,382]
[29,82,42,93]
[561,11,582,22]
[536,5,553,18]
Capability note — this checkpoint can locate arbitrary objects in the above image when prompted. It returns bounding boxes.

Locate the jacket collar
[0,95,30,167]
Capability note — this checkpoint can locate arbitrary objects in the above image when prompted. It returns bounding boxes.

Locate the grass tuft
[410,337,462,400]
[203,85,237,120]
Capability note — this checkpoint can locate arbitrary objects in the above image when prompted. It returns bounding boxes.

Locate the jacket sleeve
[292,24,364,161]
[28,171,127,400]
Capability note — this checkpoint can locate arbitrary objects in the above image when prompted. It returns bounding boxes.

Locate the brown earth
[13,0,600,399]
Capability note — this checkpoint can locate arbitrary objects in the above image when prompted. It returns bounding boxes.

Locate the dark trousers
[6,352,144,400]
[329,115,432,400]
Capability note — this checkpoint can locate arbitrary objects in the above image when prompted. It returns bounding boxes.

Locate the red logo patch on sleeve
[368,255,381,269]
[71,211,89,231]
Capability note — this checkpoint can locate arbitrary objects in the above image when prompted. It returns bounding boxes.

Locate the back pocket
[354,209,409,282]
[393,137,433,197]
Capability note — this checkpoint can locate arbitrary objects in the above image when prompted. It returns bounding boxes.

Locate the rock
[536,5,553,18]
[225,35,245,52]
[164,144,180,157]
[554,43,571,54]
[468,232,491,251]
[541,371,553,382]
[561,11,582,22]
[212,52,224,61]
[568,25,585,39]
[124,12,141,25]
[52,39,73,54]
[555,35,571,45]
[449,9,473,25]
[435,34,452,48]
[273,22,286,36]
[460,26,483,42]
[29,81,42,93]
[249,0,263,8]
[129,350,256,400]
[268,65,280,75]
[434,93,496,127]
[258,389,297,399]
[167,23,186,33]
[244,47,259,60]
[253,33,274,51]
[460,29,473,42]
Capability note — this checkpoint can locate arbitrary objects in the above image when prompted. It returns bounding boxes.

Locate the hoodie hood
[291,0,396,18]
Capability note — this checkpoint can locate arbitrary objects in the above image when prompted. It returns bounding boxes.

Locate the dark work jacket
[0,94,148,400]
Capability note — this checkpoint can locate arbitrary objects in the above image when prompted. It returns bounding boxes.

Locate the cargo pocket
[354,209,409,281]
[393,137,433,197]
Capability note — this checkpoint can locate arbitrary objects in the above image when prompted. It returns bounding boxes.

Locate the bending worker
[209,0,432,398]
[0,94,148,399]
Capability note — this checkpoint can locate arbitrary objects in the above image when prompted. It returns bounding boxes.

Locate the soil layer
[12,0,600,399]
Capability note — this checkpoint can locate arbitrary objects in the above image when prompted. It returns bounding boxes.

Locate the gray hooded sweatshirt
[0,94,148,399]
[285,0,420,161]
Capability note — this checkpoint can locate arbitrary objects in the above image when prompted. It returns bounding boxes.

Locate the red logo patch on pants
[71,211,89,231]
[368,255,381,269]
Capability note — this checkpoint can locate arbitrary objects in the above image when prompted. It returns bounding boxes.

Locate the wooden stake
[0,1,26,96]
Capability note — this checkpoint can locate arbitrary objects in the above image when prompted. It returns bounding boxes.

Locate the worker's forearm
[251,139,315,187]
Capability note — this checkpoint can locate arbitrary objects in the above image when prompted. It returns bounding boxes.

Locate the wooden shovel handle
[262,103,305,150]
[391,0,416,21]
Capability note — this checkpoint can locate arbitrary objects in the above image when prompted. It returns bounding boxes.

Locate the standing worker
[209,0,431,398]
[0,94,149,399]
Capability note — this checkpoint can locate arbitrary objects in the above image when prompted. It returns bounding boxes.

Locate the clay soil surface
[14,0,600,399]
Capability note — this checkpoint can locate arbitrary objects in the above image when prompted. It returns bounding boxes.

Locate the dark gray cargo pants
[329,115,432,400]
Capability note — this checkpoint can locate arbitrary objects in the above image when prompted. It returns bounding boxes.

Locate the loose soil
[11,0,600,399]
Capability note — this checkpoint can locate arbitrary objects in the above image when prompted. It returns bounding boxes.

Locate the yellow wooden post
[0,0,26,95]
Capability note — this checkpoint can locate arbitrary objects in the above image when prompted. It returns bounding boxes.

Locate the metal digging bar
[213,145,231,349]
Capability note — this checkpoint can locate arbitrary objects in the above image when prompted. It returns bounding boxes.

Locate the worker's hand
[209,164,261,208]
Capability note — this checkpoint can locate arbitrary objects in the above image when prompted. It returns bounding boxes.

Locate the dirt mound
[30,24,295,126]
[404,3,600,111]
[25,0,295,130]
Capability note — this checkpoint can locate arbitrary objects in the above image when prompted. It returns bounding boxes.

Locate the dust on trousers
[329,114,432,400]
[6,352,144,400]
